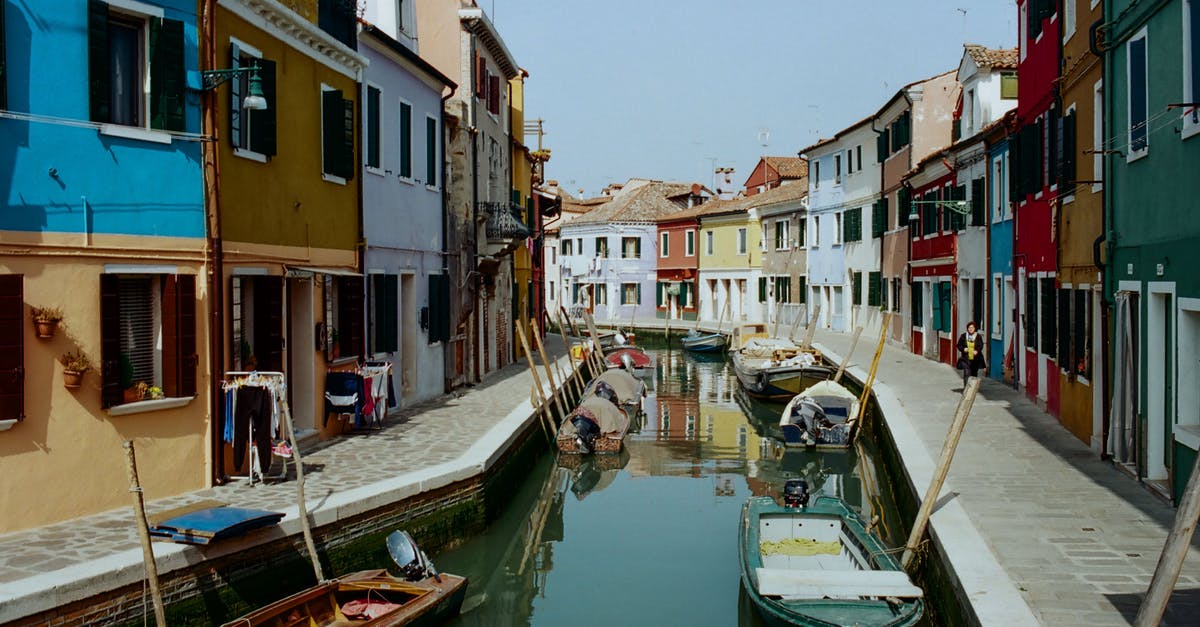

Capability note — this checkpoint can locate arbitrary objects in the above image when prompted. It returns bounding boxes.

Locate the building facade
[986,112,1018,384]
[697,197,764,324]
[753,184,809,330]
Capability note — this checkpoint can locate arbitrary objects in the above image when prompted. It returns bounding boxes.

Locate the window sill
[366,166,386,177]
[398,176,415,185]
[426,184,440,193]
[1126,148,1148,163]
[234,148,268,163]
[323,173,348,186]
[0,419,18,432]
[99,124,172,145]
[107,396,194,417]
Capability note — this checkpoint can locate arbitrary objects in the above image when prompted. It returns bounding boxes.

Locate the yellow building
[511,72,534,356]
[697,197,765,323]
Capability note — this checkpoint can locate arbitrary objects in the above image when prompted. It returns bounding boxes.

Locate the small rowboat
[779,380,861,448]
[222,531,466,626]
[604,345,654,376]
[556,395,630,455]
[582,368,646,418]
[739,484,924,627]
[680,330,728,353]
[731,340,834,401]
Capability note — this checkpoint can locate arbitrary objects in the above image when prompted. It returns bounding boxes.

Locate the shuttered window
[365,86,381,168]
[912,285,923,326]
[488,74,500,115]
[656,282,665,307]
[970,178,986,226]
[322,88,356,180]
[621,283,640,305]
[0,275,23,422]
[776,276,791,303]
[797,276,807,304]
[1041,278,1057,358]
[426,116,438,186]
[88,2,185,131]
[680,281,692,308]
[868,272,882,307]
[872,198,888,237]
[336,276,364,359]
[934,281,953,333]
[399,101,412,178]
[758,277,768,303]
[922,190,939,236]
[949,185,967,232]
[1073,289,1090,378]
[1058,288,1072,370]
[100,274,196,408]
[427,274,450,343]
[370,274,398,354]
[148,17,185,132]
[897,187,911,228]
[1062,110,1077,186]
[852,272,863,306]
[844,207,862,242]
[1026,277,1039,350]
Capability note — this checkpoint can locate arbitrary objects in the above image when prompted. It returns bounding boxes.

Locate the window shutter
[88,0,111,123]
[853,272,863,305]
[365,87,380,168]
[229,43,242,148]
[252,59,277,155]
[162,275,196,398]
[255,276,284,371]
[0,275,23,421]
[758,277,767,303]
[322,90,342,176]
[338,276,364,358]
[868,272,882,307]
[149,18,186,132]
[1193,2,1200,106]
[489,74,500,115]
[370,275,383,353]
[971,178,986,226]
[798,276,807,304]
[399,101,412,178]
[637,283,642,305]
[1063,110,1076,185]
[897,187,911,228]
[940,282,953,332]
[0,0,6,109]
[341,96,355,180]
[426,117,437,185]
[656,282,664,307]
[912,285,923,326]
[1026,277,1039,349]
[100,274,122,409]
[476,57,487,97]
[1041,278,1057,358]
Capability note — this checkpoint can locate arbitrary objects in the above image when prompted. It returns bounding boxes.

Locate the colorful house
[210,0,366,477]
[753,184,809,329]
[0,0,209,531]
[656,206,703,322]
[986,111,1018,384]
[694,195,765,324]
[906,154,958,363]
[743,156,809,196]
[356,14,455,406]
[1105,0,1200,501]
[1056,0,1106,449]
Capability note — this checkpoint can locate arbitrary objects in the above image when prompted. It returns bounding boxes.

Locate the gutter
[200,0,226,484]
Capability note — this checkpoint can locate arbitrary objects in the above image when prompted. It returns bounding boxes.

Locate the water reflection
[436,346,901,626]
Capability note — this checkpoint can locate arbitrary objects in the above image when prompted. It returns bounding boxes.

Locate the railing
[481,202,532,241]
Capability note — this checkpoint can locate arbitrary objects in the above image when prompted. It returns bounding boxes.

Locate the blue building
[985,112,1016,382]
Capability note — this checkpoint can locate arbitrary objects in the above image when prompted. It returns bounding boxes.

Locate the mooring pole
[901,376,981,570]
[516,320,556,439]
[1134,449,1200,626]
[799,303,821,349]
[122,441,167,627]
[555,311,583,399]
[834,326,864,383]
[531,318,568,424]
[280,396,324,582]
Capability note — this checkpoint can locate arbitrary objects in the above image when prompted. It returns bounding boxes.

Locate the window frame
[398,97,414,182]
[321,84,355,185]
[660,231,669,258]
[1126,28,1150,161]
[705,230,714,256]
[596,236,609,259]
[775,219,790,250]
[425,114,439,189]
[621,236,641,259]
[1183,0,1200,139]
[737,227,748,255]
[685,230,696,256]
[364,82,383,173]
[619,282,640,306]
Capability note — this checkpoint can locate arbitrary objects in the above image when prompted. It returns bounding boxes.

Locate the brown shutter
[161,275,197,398]
[338,276,364,358]
[255,276,284,372]
[476,57,487,97]
[0,275,23,421]
[162,275,180,395]
[100,274,122,408]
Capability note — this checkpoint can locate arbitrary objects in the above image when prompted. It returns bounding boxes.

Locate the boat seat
[755,568,923,599]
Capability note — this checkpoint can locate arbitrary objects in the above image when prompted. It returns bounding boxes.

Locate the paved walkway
[0,338,576,623]
[812,328,1200,626]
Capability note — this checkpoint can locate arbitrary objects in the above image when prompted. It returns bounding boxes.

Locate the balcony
[481,201,532,257]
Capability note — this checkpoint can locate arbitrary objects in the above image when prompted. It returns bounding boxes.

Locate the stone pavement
[812,328,1200,626]
[0,337,575,622]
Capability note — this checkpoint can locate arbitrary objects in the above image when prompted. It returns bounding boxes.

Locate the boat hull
[681,332,728,353]
[732,356,835,401]
[779,381,862,449]
[738,496,924,627]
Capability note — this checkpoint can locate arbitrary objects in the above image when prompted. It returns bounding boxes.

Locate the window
[88,2,188,133]
[872,198,888,238]
[596,237,609,258]
[949,185,967,232]
[0,275,24,422]
[835,154,842,184]
[660,232,669,258]
[680,281,693,308]
[1000,72,1018,100]
[846,149,854,174]
[843,207,862,242]
[622,237,641,259]
[877,127,890,163]
[1058,287,1072,370]
[322,86,356,182]
[549,280,555,301]
[369,274,398,353]
[365,85,381,169]
[775,276,792,303]
[912,284,924,326]
[1063,0,1076,41]
[326,275,365,360]
[922,190,939,236]
[561,239,574,256]
[227,42,277,156]
[833,213,843,245]
[1073,289,1091,378]
[686,230,695,256]
[737,228,748,255]
[774,220,789,250]
[427,274,450,343]
[620,283,640,305]
[892,279,901,313]
[856,145,862,171]
[813,161,820,189]
[1127,30,1149,158]
[868,272,882,307]
[318,0,356,49]
[758,277,768,303]
[798,276,807,304]
[593,283,608,305]
[852,272,863,306]
[798,218,807,248]
[897,187,911,228]
[100,273,196,408]
[550,247,556,264]
[1093,80,1105,187]
[1185,0,1200,137]
[1041,278,1057,358]
[993,156,1007,222]
[705,230,714,255]
[426,116,438,186]
[813,216,821,247]
[398,100,412,179]
[1025,277,1039,349]
[992,275,1004,338]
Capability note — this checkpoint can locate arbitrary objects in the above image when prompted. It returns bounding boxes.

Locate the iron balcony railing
[481,201,533,240]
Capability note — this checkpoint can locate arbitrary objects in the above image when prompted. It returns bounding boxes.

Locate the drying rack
[223,371,294,486]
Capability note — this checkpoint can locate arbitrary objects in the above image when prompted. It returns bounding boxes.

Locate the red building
[656,202,704,321]
[742,156,809,196]
[906,154,960,364]
[1012,0,1062,415]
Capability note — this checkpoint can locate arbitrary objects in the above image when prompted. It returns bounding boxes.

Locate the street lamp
[200,65,268,111]
[907,199,969,224]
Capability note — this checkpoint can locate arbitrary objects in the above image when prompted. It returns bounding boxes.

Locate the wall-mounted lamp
[907,199,968,223]
[200,65,267,111]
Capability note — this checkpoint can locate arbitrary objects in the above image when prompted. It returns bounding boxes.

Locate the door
[287,278,315,434]
[401,274,416,400]
[1146,289,1172,481]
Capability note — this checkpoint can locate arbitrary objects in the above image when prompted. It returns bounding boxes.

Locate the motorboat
[779,380,862,448]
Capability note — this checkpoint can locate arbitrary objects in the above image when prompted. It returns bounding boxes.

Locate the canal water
[435,344,921,626]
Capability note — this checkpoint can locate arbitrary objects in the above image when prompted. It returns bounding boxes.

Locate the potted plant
[31,306,63,338]
[60,351,91,389]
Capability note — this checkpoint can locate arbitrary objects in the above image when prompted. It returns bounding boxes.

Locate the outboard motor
[386,530,439,582]
[783,479,811,509]
[620,353,637,372]
[593,381,619,406]
[571,415,600,454]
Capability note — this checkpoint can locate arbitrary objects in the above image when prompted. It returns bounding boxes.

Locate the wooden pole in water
[531,318,568,423]
[799,303,821,349]
[583,310,608,374]
[771,300,784,338]
[834,326,864,383]
[276,394,323,582]
[122,440,167,627]
[516,320,557,439]
[1134,449,1200,626]
[855,312,892,422]
[901,376,981,571]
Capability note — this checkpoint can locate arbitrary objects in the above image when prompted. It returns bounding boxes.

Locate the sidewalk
[0,337,574,623]
[813,329,1200,626]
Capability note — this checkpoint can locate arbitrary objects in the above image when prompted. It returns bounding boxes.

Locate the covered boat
[223,530,466,626]
[556,394,631,455]
[680,330,728,353]
[731,339,835,401]
[739,484,924,627]
[583,368,646,417]
[604,345,654,376]
[779,380,861,448]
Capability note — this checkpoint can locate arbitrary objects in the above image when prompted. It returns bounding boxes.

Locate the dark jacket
[956,331,987,372]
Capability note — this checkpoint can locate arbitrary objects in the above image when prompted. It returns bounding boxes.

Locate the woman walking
[956,321,987,387]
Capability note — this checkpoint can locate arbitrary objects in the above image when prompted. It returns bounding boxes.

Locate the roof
[874,69,957,120]
[798,114,876,155]
[459,8,519,79]
[360,24,456,90]
[569,181,697,225]
[762,157,809,179]
[964,45,1018,70]
[686,181,806,221]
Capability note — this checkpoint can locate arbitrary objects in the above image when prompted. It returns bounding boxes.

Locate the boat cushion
[755,568,923,599]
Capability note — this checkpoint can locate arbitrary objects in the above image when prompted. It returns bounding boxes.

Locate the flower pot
[63,370,84,389]
[123,388,144,404]
[35,320,59,339]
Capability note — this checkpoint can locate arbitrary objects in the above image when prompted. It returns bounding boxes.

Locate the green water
[435,346,914,626]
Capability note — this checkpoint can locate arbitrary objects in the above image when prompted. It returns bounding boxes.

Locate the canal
[434,343,937,626]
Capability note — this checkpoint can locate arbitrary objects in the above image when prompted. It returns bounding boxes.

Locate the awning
[285,266,362,278]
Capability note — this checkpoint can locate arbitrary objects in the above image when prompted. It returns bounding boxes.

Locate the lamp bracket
[201,65,261,92]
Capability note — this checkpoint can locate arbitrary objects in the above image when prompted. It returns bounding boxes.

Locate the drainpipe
[470,35,481,384]
[871,115,887,338]
[440,85,454,393]
[200,0,226,484]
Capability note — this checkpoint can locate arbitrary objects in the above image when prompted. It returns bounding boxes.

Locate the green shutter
[399,102,412,178]
[366,86,381,168]
[637,283,642,305]
[758,277,767,303]
[798,277,807,304]
[426,117,437,185]
[149,18,185,132]
[912,285,923,326]
[341,96,355,180]
[229,43,242,148]
[868,272,882,307]
[897,187,911,228]
[656,281,664,307]
[88,0,110,123]
[251,59,277,155]
[853,272,863,306]
[938,282,952,332]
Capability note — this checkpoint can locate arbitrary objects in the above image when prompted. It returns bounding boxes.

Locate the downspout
[870,115,887,338]
[355,66,366,358]
[440,85,454,393]
[200,0,226,484]
[1093,15,1114,455]
[470,35,480,383]
[901,91,914,342]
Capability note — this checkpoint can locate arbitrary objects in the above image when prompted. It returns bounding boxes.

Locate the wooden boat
[680,330,728,353]
[582,368,646,417]
[222,531,466,626]
[604,345,654,376]
[739,486,924,627]
[731,339,835,401]
[556,386,631,455]
[779,380,861,448]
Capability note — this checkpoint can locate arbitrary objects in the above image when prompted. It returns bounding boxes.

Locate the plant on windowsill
[60,351,92,389]
[31,306,63,339]
[329,328,341,360]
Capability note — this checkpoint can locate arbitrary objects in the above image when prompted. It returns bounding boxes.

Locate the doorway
[401,274,417,401]
[1146,286,1174,482]
[288,278,315,435]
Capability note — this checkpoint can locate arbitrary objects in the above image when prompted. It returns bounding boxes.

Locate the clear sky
[487,0,1018,198]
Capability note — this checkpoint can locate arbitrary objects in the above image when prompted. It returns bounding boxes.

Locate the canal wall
[2,353,586,626]
[813,342,1039,626]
